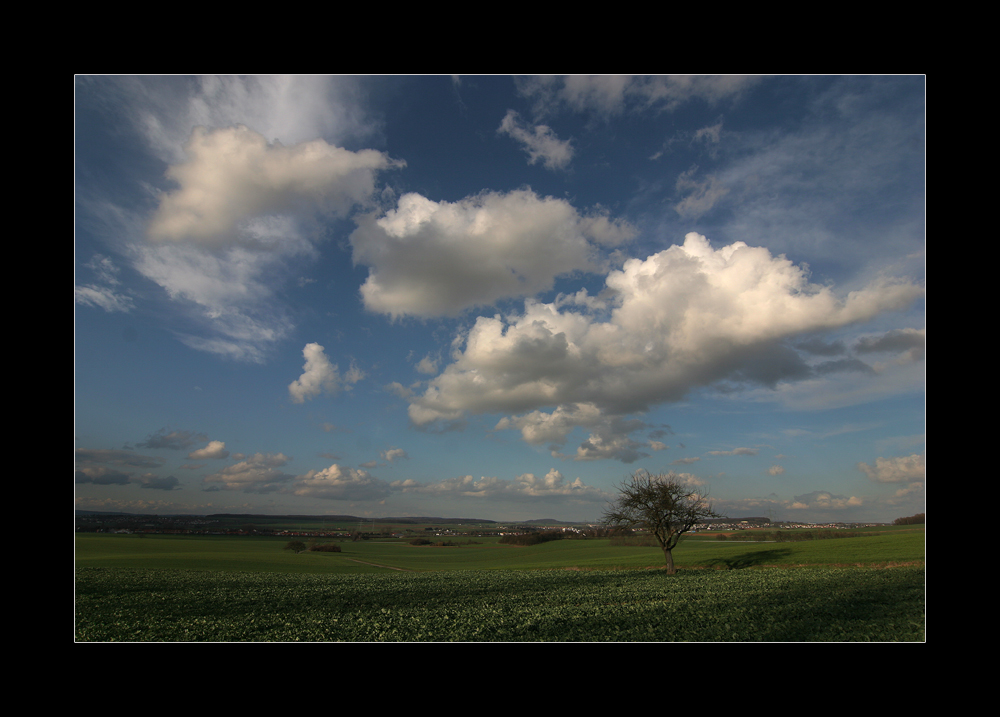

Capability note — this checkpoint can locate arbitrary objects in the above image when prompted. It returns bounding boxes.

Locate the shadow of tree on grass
[707,548,793,570]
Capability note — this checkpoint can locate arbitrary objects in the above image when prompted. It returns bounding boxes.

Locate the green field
[76,530,925,574]
[75,530,925,642]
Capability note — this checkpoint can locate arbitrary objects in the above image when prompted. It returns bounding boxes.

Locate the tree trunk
[663,547,676,575]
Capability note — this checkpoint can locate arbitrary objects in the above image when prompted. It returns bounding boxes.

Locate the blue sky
[74,75,925,523]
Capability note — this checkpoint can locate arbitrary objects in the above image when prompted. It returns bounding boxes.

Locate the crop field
[75,529,924,642]
[75,564,925,642]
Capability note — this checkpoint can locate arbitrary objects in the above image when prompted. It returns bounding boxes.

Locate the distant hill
[75,509,191,517]
[382,517,497,525]
[202,513,499,525]
[75,510,595,525]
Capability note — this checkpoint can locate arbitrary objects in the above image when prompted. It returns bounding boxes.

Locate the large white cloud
[351,189,634,319]
[407,232,923,444]
[148,124,401,248]
[77,77,401,363]
[131,122,403,362]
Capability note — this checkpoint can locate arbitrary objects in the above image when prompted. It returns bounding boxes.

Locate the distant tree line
[893,513,925,525]
[499,530,566,546]
[409,538,481,546]
[284,541,341,553]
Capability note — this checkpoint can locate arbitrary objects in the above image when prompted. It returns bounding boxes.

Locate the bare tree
[602,470,720,575]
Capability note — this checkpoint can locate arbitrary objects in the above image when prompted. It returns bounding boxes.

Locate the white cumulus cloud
[78,77,396,362]
[407,232,923,452]
[351,189,634,319]
[204,452,291,491]
[289,343,364,404]
[292,464,391,501]
[135,122,401,363]
[789,491,863,511]
[857,453,925,483]
[187,440,231,460]
[381,447,409,462]
[148,124,402,248]
[390,468,607,502]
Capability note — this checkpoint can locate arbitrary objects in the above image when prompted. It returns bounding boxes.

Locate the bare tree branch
[602,470,720,574]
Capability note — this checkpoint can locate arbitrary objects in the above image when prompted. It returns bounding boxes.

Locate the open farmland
[76,528,925,574]
[75,565,924,642]
[75,529,924,641]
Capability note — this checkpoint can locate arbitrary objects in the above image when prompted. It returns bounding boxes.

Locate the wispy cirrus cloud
[75,255,134,313]
[516,75,761,118]
[707,447,759,457]
[497,110,574,171]
[673,166,729,219]
[91,75,382,167]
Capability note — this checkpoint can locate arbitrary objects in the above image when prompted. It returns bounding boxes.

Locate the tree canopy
[602,470,720,574]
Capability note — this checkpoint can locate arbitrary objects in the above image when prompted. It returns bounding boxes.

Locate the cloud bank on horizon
[75,75,925,523]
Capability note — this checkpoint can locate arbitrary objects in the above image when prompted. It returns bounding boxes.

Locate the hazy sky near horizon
[75,75,925,523]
